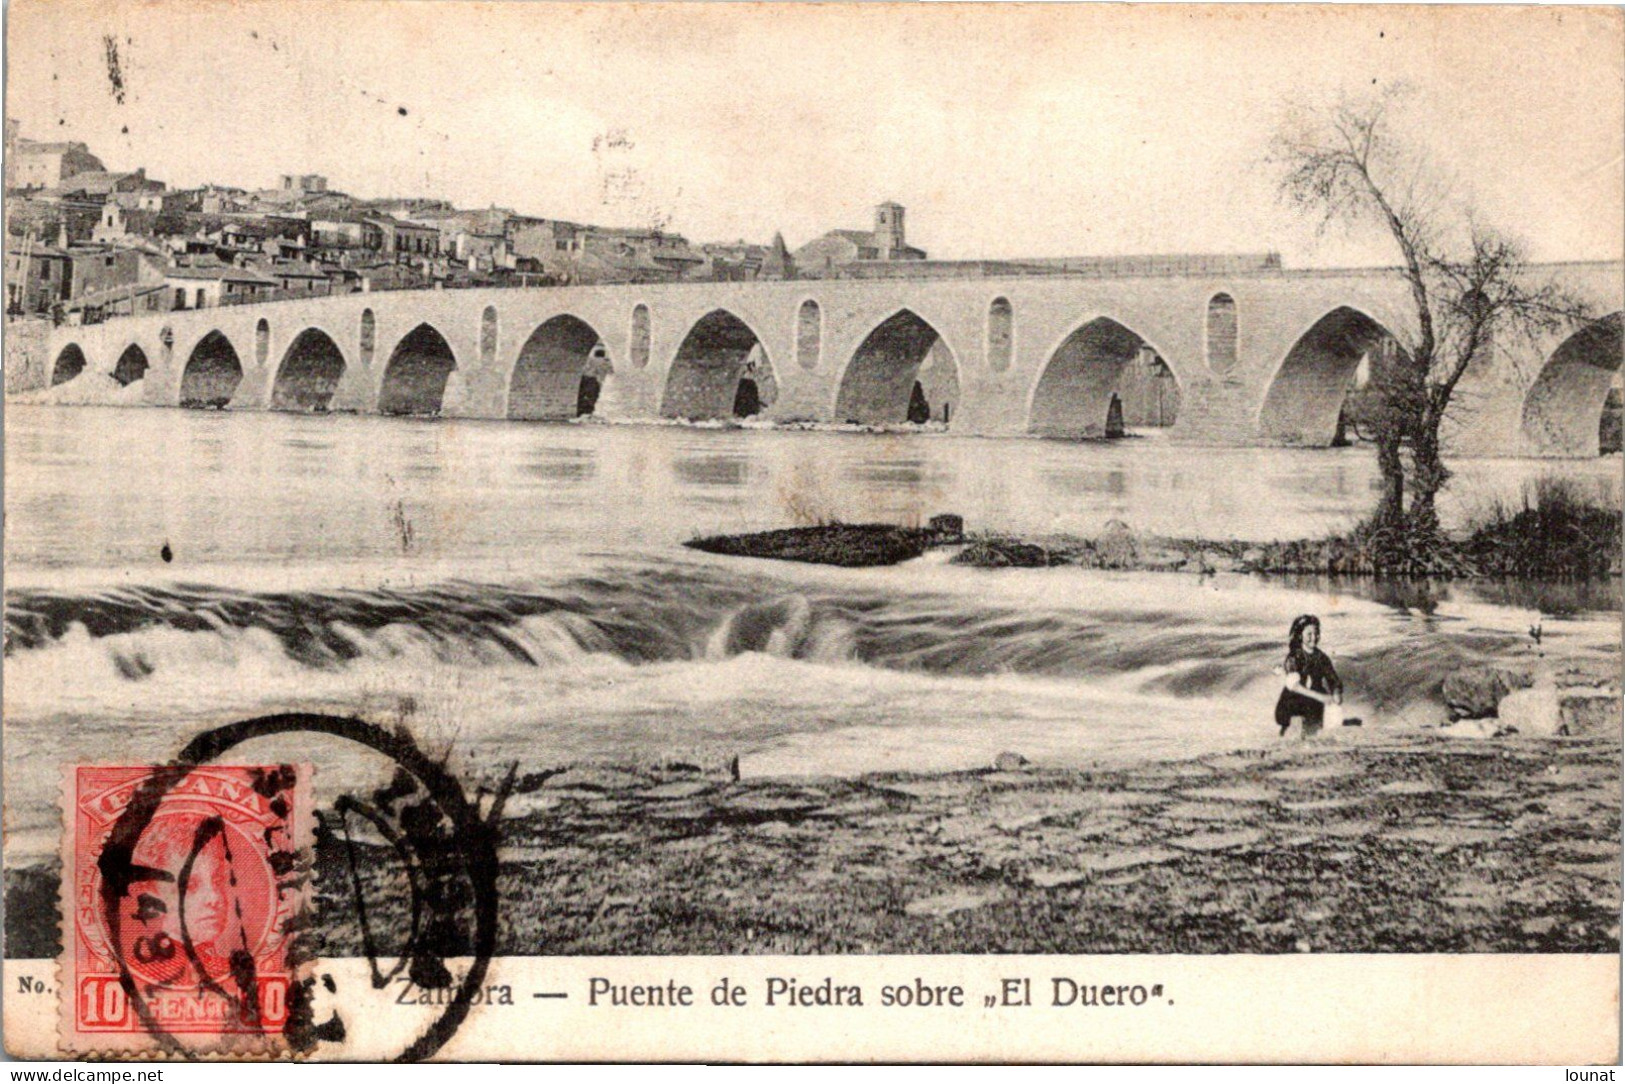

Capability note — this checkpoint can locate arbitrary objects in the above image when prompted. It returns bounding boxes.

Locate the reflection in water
[672,453,754,487]
[8,405,1620,576]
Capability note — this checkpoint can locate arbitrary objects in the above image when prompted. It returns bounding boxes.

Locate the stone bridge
[38,261,1624,456]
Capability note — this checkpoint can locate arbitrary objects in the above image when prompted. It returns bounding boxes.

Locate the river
[4,404,1620,866]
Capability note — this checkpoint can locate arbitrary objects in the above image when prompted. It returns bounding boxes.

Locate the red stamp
[61,764,312,1056]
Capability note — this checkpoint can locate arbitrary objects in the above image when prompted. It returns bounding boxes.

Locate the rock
[953,538,1049,568]
[1136,545,1188,572]
[1183,784,1278,804]
[1442,666,1535,721]
[1073,847,1180,873]
[1559,690,1621,737]
[993,751,1031,771]
[541,766,650,792]
[1438,718,1499,740]
[1376,779,1437,796]
[1280,796,1369,813]
[1521,915,1559,937]
[878,779,976,801]
[640,780,716,800]
[1169,829,1265,852]
[1497,682,1563,737]
[904,890,1001,917]
[1383,824,1503,850]
[651,750,741,781]
[1096,520,1138,568]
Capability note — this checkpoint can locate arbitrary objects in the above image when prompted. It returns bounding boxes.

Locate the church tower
[874,201,906,259]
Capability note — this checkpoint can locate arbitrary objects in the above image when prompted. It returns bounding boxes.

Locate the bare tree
[1270,84,1591,553]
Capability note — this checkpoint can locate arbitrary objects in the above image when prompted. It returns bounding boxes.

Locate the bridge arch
[1522,312,1623,457]
[359,309,376,367]
[179,330,245,408]
[836,309,959,427]
[271,327,348,412]
[379,323,458,416]
[112,344,149,386]
[1258,306,1399,446]
[255,318,270,367]
[508,314,612,420]
[661,309,776,421]
[50,344,87,386]
[1028,317,1176,438]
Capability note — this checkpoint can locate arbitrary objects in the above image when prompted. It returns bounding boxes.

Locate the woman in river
[1275,614,1342,737]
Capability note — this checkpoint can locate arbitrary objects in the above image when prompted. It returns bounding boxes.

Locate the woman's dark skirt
[1275,688,1324,729]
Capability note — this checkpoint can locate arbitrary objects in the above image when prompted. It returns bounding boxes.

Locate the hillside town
[3,119,811,325]
[4,119,1300,329]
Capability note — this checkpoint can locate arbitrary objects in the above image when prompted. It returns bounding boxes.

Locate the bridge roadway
[40,261,1625,456]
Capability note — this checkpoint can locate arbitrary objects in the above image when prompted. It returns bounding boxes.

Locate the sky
[6,2,1622,267]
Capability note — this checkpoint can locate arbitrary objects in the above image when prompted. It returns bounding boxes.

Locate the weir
[23,261,1623,455]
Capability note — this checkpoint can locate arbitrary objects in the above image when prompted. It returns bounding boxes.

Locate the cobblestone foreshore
[324,731,1623,956]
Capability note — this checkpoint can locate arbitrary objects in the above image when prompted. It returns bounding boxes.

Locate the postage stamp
[60,764,313,1057]
[2,0,1621,1067]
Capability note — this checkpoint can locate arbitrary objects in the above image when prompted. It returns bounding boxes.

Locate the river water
[4,404,1620,864]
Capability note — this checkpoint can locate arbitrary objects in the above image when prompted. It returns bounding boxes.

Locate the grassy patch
[686,523,933,567]
[1461,476,1622,580]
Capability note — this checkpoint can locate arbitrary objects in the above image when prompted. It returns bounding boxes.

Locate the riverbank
[329,730,1619,955]
[6,725,1617,960]
[688,496,1622,579]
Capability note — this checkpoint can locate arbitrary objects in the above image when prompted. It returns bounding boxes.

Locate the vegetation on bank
[687,523,934,567]
[686,515,964,567]
[956,478,1621,580]
[1271,84,1601,556]
[685,478,1620,580]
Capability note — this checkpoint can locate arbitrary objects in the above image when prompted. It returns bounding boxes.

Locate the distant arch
[112,344,149,386]
[1258,307,1399,446]
[796,300,822,371]
[629,304,651,369]
[1029,317,1170,439]
[660,309,777,421]
[508,314,610,421]
[987,297,1014,372]
[255,318,270,367]
[50,344,86,386]
[1206,293,1238,376]
[1522,312,1623,457]
[836,309,958,427]
[359,308,376,367]
[378,323,458,416]
[179,330,244,409]
[271,328,347,412]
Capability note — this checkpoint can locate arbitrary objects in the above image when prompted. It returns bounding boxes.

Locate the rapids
[3,404,1618,864]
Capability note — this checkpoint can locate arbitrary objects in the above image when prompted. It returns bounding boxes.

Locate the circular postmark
[94,713,505,1062]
